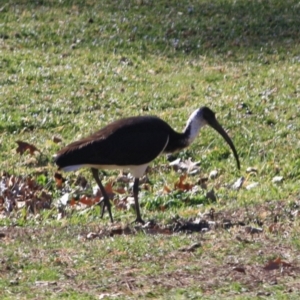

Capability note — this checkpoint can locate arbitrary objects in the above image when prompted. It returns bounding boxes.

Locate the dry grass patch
[1,200,300,299]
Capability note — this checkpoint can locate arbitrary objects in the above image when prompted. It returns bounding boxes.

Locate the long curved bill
[208,118,240,170]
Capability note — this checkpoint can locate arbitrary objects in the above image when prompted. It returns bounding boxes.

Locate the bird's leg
[132,178,144,224]
[91,168,114,223]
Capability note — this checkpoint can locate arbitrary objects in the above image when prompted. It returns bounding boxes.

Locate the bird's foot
[96,198,114,223]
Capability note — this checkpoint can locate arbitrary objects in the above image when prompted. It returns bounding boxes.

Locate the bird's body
[55,116,186,175]
[55,107,240,223]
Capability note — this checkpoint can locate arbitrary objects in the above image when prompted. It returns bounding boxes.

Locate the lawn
[0,0,300,299]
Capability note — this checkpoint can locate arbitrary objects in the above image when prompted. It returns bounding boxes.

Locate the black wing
[55,116,172,169]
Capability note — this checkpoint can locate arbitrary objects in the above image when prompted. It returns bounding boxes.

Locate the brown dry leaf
[16,140,40,156]
[232,266,246,274]
[159,205,166,211]
[206,189,216,201]
[54,172,65,188]
[74,175,88,188]
[153,227,172,235]
[109,227,124,236]
[26,176,37,189]
[198,176,208,189]
[105,181,113,193]
[198,177,208,184]
[69,198,76,206]
[259,210,270,220]
[114,186,126,194]
[174,174,193,191]
[93,181,115,200]
[268,223,283,234]
[52,136,62,144]
[113,196,128,210]
[109,226,132,236]
[78,196,98,206]
[0,172,54,214]
[263,257,292,271]
[143,224,172,235]
[104,181,116,199]
[141,183,151,191]
[163,185,172,194]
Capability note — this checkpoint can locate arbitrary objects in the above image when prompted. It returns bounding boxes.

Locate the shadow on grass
[4,0,300,58]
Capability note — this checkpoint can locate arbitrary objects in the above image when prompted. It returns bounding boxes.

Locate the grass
[1,0,300,298]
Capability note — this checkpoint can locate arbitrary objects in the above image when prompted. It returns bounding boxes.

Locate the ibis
[54,106,240,223]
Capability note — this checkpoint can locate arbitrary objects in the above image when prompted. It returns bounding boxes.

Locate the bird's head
[196,107,240,170]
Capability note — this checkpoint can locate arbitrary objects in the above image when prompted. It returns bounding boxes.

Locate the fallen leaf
[35,281,57,286]
[169,158,181,166]
[268,223,283,234]
[78,196,98,206]
[94,181,115,199]
[145,226,172,235]
[246,167,258,173]
[54,172,65,188]
[109,226,132,236]
[99,293,123,299]
[69,198,76,206]
[114,186,126,194]
[245,226,263,234]
[245,182,259,190]
[206,189,216,201]
[59,193,69,206]
[163,185,172,194]
[75,175,88,188]
[197,176,208,189]
[52,136,62,144]
[170,158,200,173]
[232,266,246,274]
[86,232,99,239]
[16,140,40,156]
[26,176,37,189]
[174,174,193,191]
[231,177,245,190]
[113,196,128,210]
[179,242,201,252]
[125,197,135,211]
[209,170,218,179]
[263,257,292,271]
[236,236,252,244]
[272,176,284,183]
[116,175,130,183]
[8,174,16,187]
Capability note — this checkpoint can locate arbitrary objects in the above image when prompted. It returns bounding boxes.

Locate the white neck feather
[184,109,207,145]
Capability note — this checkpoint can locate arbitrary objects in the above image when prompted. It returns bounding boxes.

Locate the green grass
[1,0,300,298]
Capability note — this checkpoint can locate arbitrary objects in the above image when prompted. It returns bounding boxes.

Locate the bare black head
[198,107,240,169]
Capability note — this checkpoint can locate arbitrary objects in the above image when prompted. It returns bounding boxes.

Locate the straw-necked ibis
[54,106,240,223]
